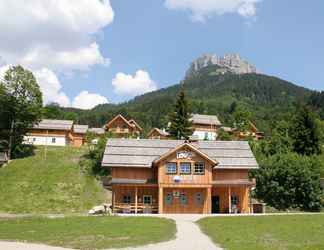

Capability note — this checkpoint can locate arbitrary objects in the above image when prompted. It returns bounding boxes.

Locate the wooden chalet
[190,114,222,141]
[102,139,258,214]
[71,125,89,147]
[24,119,88,147]
[222,121,264,141]
[105,114,142,138]
[147,128,170,139]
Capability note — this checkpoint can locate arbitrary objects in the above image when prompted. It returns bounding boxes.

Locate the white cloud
[164,0,261,22]
[33,68,71,107]
[0,0,114,71]
[72,91,108,110]
[112,70,158,96]
[1,65,108,109]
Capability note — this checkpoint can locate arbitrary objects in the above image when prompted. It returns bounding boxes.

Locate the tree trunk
[8,119,14,160]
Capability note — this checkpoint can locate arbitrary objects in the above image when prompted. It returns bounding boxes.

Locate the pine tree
[167,88,193,139]
[290,105,321,156]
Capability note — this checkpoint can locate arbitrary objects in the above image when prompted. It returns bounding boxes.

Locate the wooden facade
[147,128,170,139]
[105,114,142,138]
[104,139,257,214]
[24,120,88,148]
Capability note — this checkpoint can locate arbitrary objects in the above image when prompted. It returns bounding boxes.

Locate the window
[194,162,205,175]
[51,138,56,143]
[180,162,191,174]
[166,162,177,174]
[165,193,173,205]
[123,195,131,204]
[195,192,204,205]
[180,193,187,205]
[143,195,152,205]
[33,138,36,142]
[231,195,239,206]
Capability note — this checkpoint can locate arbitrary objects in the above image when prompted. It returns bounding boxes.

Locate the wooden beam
[112,186,116,213]
[228,186,232,214]
[158,186,163,214]
[206,187,212,214]
[135,186,138,214]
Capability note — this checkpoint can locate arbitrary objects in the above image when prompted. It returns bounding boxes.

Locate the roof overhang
[105,114,132,129]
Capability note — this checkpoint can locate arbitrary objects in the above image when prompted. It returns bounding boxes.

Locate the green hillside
[0,146,107,214]
[45,65,315,134]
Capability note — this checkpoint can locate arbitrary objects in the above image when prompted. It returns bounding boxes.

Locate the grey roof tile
[73,125,89,134]
[102,139,258,169]
[33,119,73,130]
[190,114,222,126]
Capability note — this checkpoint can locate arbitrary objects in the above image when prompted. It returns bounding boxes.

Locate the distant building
[222,121,264,141]
[71,125,89,147]
[88,127,105,135]
[0,152,8,165]
[105,114,142,138]
[147,128,170,139]
[190,114,222,140]
[24,119,89,147]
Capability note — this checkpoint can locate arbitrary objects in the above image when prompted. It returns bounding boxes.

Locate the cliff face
[185,53,257,78]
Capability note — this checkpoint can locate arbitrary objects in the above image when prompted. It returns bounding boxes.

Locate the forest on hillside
[42,65,324,136]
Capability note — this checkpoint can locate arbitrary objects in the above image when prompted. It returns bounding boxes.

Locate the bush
[253,153,323,211]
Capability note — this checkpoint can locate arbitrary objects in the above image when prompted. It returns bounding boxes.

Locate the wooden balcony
[113,203,158,214]
[109,128,130,134]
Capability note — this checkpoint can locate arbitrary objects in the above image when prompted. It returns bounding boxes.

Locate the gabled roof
[128,119,143,131]
[153,143,218,166]
[190,114,222,126]
[105,114,132,129]
[33,119,73,131]
[102,139,258,169]
[147,128,170,137]
[73,125,89,134]
[88,127,105,135]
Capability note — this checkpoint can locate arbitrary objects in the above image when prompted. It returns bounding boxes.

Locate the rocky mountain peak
[185,53,257,79]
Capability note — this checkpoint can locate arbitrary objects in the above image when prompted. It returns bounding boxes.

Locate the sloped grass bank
[198,214,324,250]
[0,216,176,249]
[0,146,107,213]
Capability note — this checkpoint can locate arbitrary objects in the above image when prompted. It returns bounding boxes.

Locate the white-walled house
[190,114,222,140]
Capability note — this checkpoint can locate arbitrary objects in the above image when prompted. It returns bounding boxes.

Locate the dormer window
[194,162,205,175]
[180,162,191,174]
[166,162,177,174]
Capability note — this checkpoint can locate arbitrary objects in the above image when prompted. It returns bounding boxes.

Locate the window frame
[143,195,152,205]
[194,162,205,175]
[166,162,177,175]
[179,162,191,175]
[51,137,56,143]
[123,195,131,204]
[195,192,204,205]
[231,195,239,206]
[164,193,173,205]
[180,192,188,206]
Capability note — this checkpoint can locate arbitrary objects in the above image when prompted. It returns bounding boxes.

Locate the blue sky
[0,0,323,108]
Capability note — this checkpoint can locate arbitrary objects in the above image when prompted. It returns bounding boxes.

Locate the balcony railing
[109,128,130,133]
[113,203,158,214]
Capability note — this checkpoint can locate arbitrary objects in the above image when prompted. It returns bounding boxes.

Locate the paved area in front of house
[111,214,222,250]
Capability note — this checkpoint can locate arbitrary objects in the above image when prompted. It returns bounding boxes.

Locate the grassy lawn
[198,214,324,250]
[0,146,107,214]
[0,216,176,249]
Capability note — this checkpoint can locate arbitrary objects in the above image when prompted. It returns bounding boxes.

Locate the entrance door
[212,196,220,213]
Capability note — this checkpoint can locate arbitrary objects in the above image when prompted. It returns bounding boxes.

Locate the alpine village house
[102,139,258,214]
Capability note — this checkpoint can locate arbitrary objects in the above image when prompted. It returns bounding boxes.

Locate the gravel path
[0,214,222,250]
[111,214,222,250]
